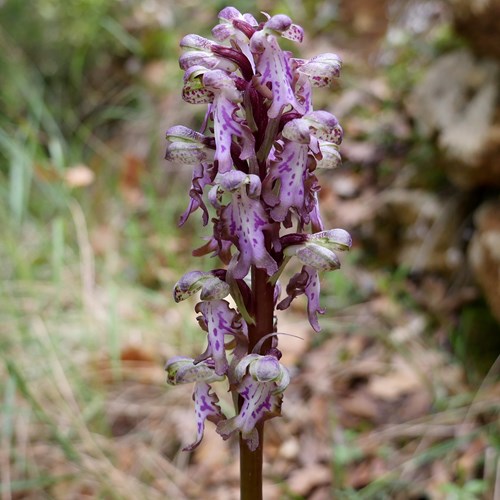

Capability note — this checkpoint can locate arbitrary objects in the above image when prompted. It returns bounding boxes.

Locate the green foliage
[452,301,500,382]
[440,480,487,500]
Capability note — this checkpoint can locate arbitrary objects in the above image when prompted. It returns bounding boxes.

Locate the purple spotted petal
[182,66,214,104]
[277,265,325,332]
[165,125,207,144]
[184,382,224,451]
[305,111,343,144]
[261,14,304,43]
[297,53,342,88]
[201,71,255,173]
[216,375,283,451]
[173,271,206,302]
[281,23,304,43]
[220,182,277,279]
[251,31,304,118]
[165,142,208,166]
[262,140,308,222]
[180,50,238,72]
[281,118,312,144]
[179,162,215,226]
[195,300,246,375]
[303,266,324,332]
[180,34,215,51]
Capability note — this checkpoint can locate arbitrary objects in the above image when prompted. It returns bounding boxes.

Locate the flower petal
[263,140,309,223]
[184,382,224,451]
[277,266,325,332]
[297,53,342,88]
[195,300,246,376]
[219,177,278,279]
[201,71,255,173]
[308,228,352,251]
[173,270,230,302]
[286,243,341,271]
[216,375,283,451]
[251,31,304,118]
[165,357,225,385]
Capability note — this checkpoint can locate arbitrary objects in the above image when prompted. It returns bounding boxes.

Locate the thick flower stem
[240,266,275,499]
[240,422,263,500]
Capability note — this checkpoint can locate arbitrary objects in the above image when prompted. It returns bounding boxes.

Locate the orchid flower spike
[164,7,350,453]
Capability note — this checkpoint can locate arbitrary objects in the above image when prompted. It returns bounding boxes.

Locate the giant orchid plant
[164,8,351,498]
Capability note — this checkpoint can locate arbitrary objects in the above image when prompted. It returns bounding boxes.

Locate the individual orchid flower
[165,126,216,225]
[262,111,342,223]
[217,353,290,451]
[165,357,225,451]
[203,70,255,174]
[250,14,305,118]
[215,171,278,279]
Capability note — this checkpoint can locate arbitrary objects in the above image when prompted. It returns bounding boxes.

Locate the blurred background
[0,0,499,498]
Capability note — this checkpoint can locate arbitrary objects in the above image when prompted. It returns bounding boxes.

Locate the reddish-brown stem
[240,266,275,500]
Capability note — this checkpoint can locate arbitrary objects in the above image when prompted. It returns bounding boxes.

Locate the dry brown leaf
[368,366,421,401]
[340,391,380,421]
[287,464,331,496]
